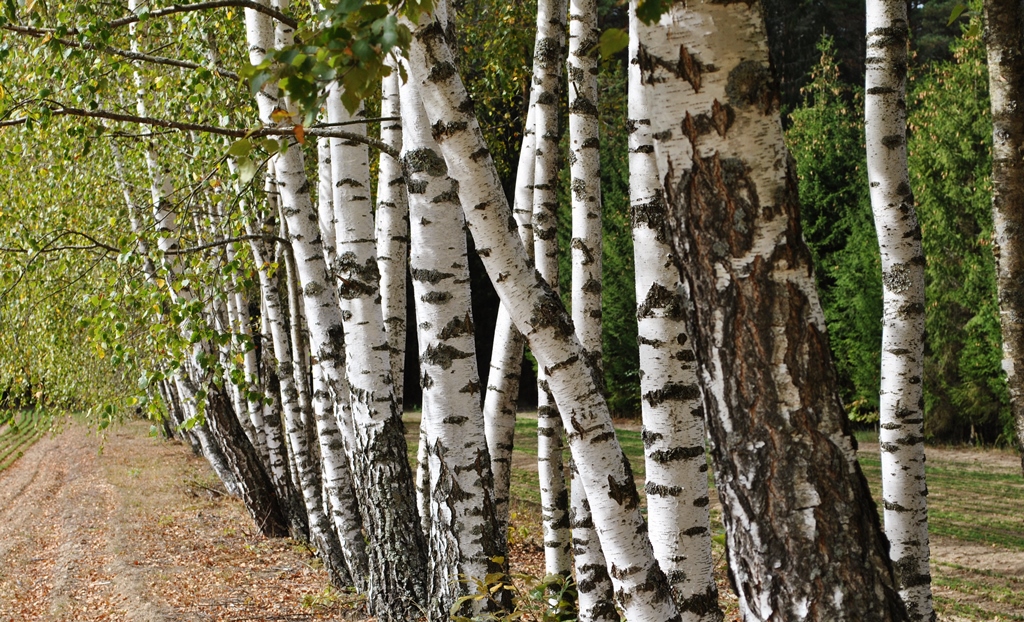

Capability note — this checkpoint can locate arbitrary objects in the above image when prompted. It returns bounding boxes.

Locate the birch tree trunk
[406,14,680,621]
[865,2,934,619]
[278,242,354,589]
[637,2,908,619]
[377,65,410,412]
[566,0,615,617]
[531,0,573,580]
[483,104,536,544]
[400,79,505,620]
[627,6,720,620]
[983,0,1024,476]
[244,2,427,612]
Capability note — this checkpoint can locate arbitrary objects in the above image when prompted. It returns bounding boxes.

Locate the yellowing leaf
[270,108,291,123]
[293,124,305,144]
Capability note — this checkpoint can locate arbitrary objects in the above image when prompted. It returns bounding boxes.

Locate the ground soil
[1,417,1020,621]
[0,419,360,621]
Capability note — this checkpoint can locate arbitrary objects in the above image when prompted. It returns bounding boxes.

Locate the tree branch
[109,1,298,31]
[1,1,296,36]
[164,234,291,255]
[1,25,240,80]
[0,105,399,157]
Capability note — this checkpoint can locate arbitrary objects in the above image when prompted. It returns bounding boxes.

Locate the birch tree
[376,65,410,411]
[627,5,720,620]
[405,9,680,621]
[636,1,908,619]
[566,0,616,617]
[983,0,1024,475]
[400,74,505,619]
[866,1,934,618]
[530,0,573,580]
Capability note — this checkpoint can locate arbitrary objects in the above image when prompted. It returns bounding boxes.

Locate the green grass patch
[0,409,52,472]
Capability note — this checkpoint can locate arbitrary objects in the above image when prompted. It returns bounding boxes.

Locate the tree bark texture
[638,2,908,620]
[406,13,680,622]
[531,0,573,579]
[376,65,411,412]
[983,0,1024,475]
[401,80,505,620]
[627,6,721,620]
[866,1,934,619]
[567,0,616,618]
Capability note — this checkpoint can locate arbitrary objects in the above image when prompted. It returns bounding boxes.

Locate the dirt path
[0,419,354,622]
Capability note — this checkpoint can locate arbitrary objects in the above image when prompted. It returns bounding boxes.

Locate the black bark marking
[410,268,455,284]
[438,313,474,340]
[403,148,448,176]
[725,60,776,113]
[422,343,472,370]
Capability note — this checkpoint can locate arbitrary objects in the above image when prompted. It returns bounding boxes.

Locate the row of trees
[1,0,1023,621]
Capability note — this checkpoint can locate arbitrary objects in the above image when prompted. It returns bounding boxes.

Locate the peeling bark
[639,2,909,620]
[627,5,720,620]
[983,0,1024,476]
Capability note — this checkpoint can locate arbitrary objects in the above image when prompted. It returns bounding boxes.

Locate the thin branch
[1,1,296,36]
[108,1,298,31]
[2,25,240,80]
[0,105,400,157]
[315,116,400,127]
[164,234,291,255]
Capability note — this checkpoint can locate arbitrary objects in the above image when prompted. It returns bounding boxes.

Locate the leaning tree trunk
[376,64,410,412]
[530,0,573,581]
[865,1,934,619]
[566,0,615,618]
[400,79,505,620]
[244,2,427,614]
[627,5,721,620]
[326,80,428,620]
[636,1,909,620]
[983,0,1024,476]
[482,103,536,546]
[405,12,680,622]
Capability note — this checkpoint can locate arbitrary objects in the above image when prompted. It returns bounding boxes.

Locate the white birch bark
[405,14,680,621]
[327,71,428,622]
[637,2,908,619]
[865,2,933,619]
[400,78,505,620]
[566,1,615,618]
[531,0,573,579]
[243,3,427,611]
[983,0,1024,476]
[377,65,410,412]
[483,105,535,542]
[279,240,354,588]
[627,7,719,619]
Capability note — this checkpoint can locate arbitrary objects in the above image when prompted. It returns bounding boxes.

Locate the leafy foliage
[907,15,1010,444]
[786,38,882,419]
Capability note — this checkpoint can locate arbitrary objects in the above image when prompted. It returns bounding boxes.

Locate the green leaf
[947,3,968,26]
[636,0,670,24]
[227,138,252,157]
[599,28,629,60]
[236,157,258,185]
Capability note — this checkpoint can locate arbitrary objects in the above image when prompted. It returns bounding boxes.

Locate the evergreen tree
[787,39,883,418]
[908,18,1010,444]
